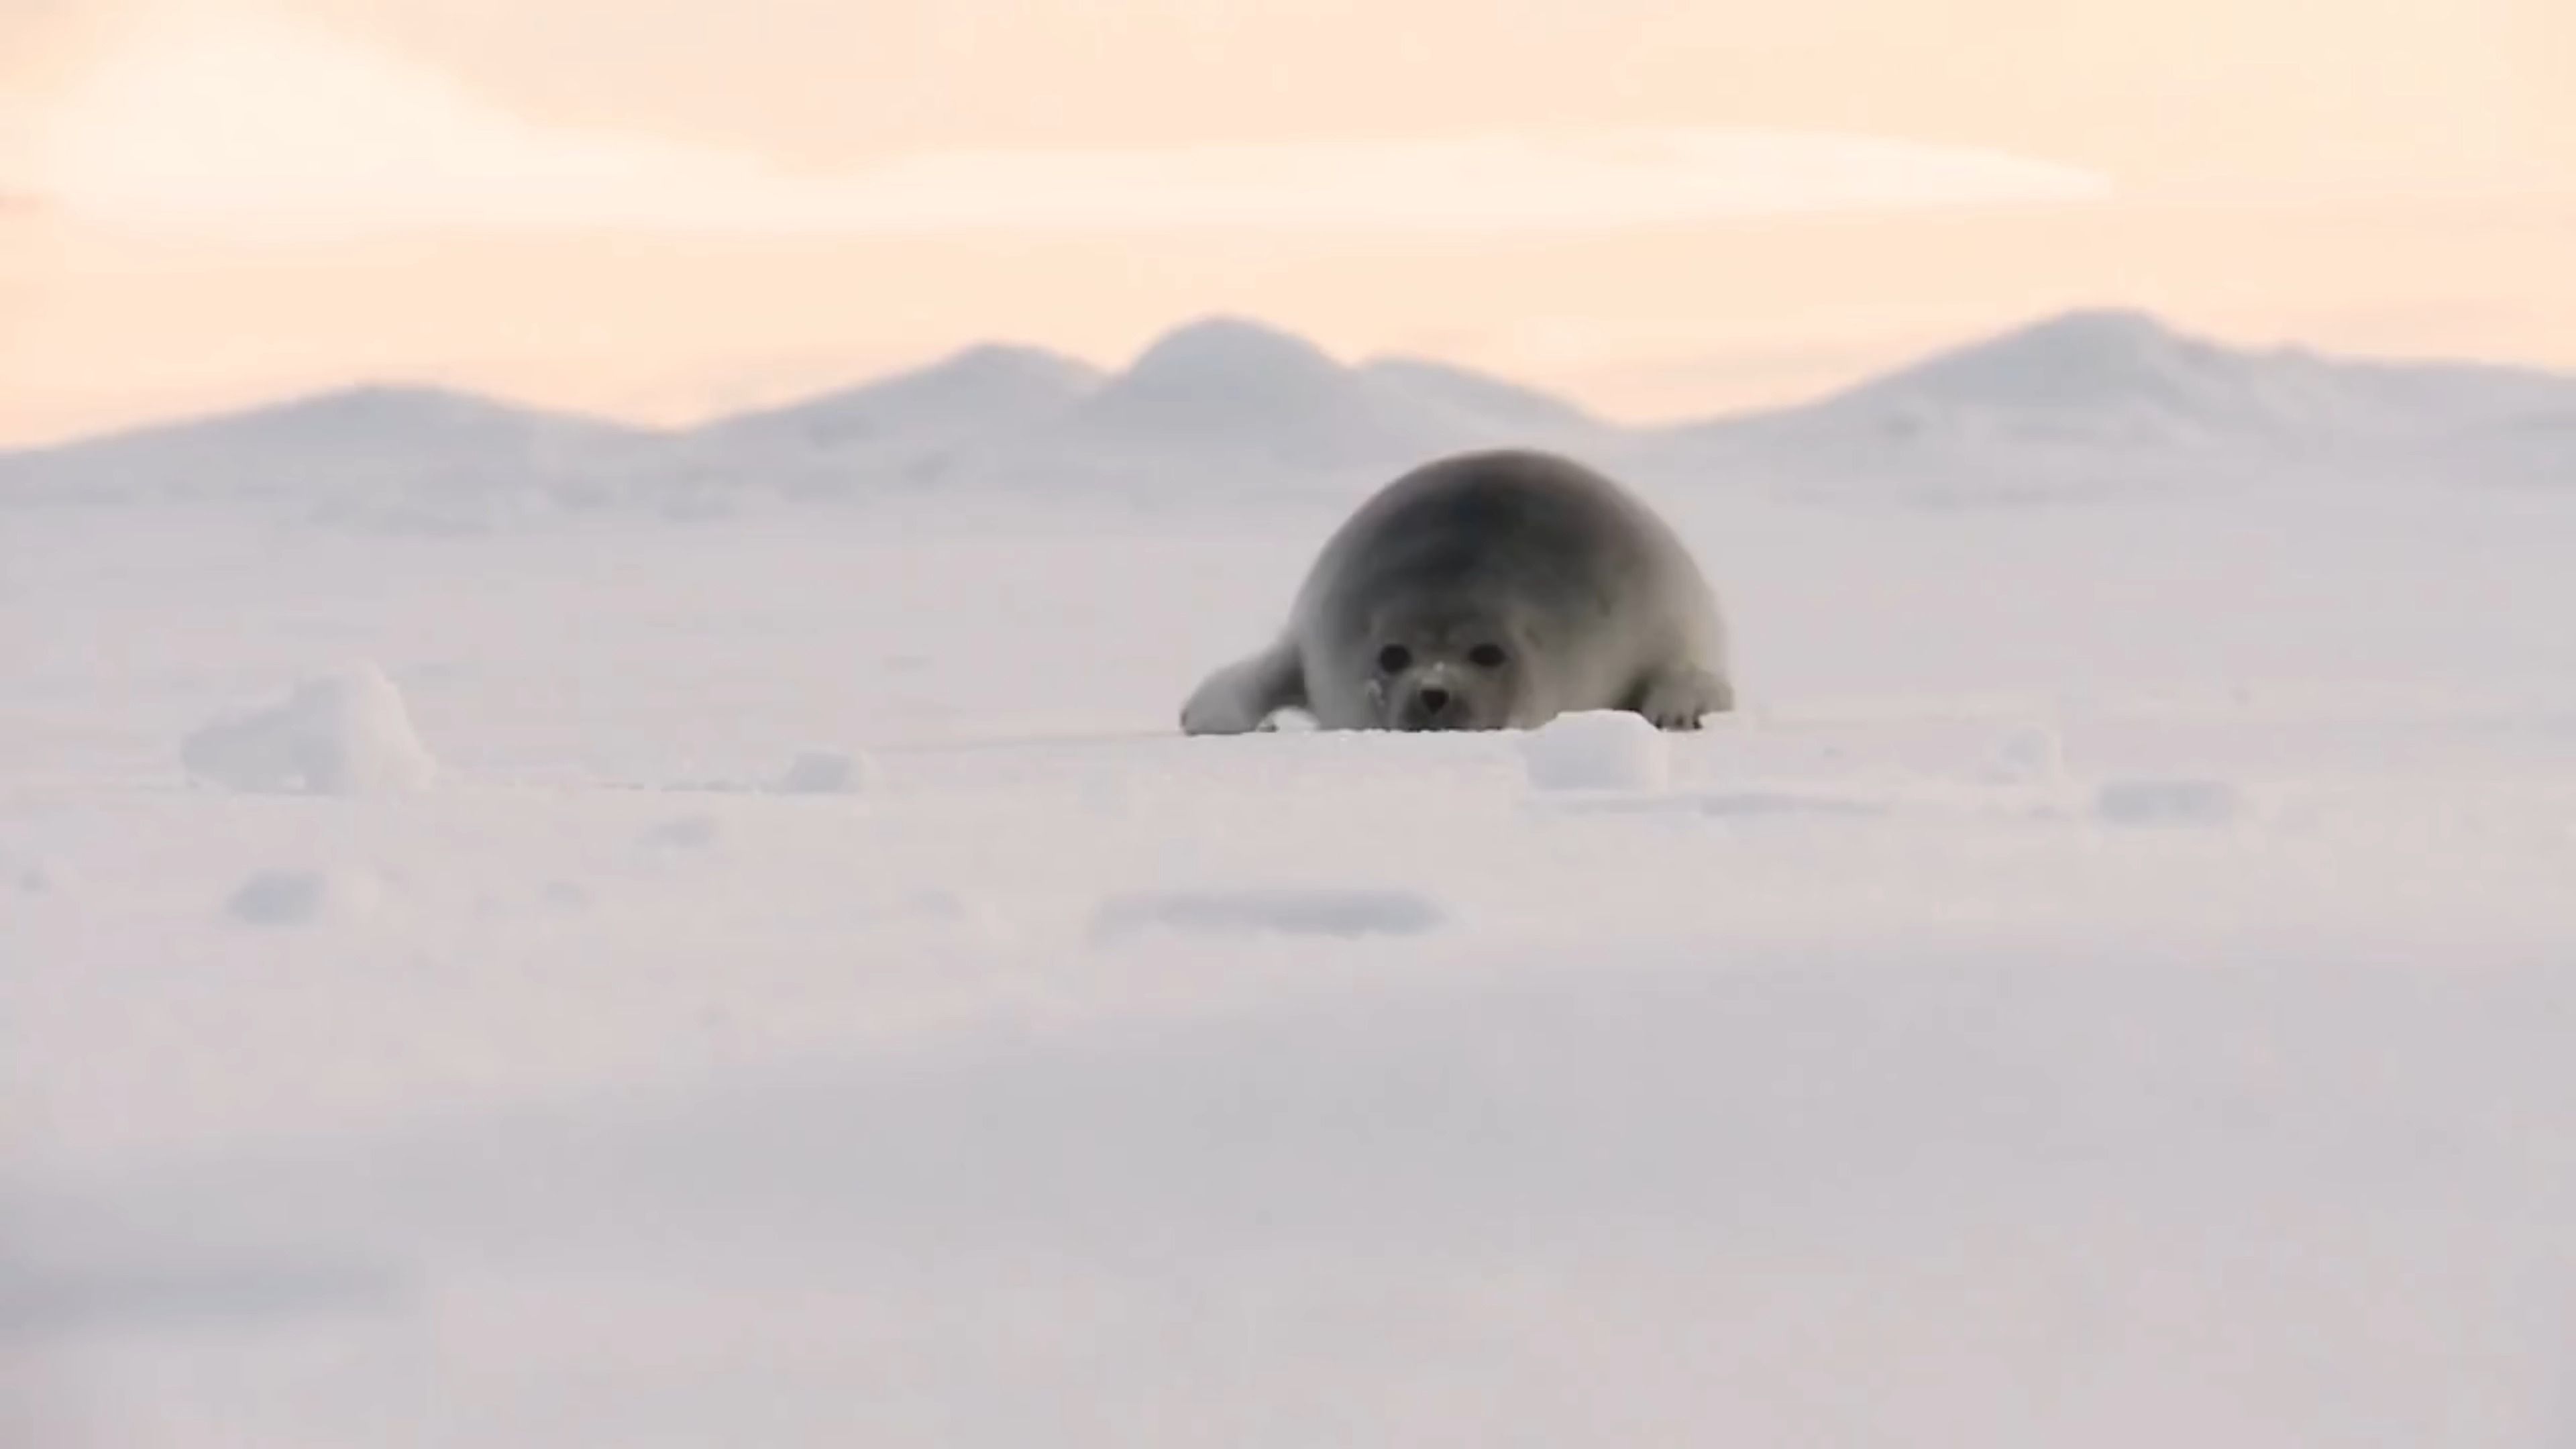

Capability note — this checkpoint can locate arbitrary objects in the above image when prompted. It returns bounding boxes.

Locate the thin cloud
[29,7,2114,242]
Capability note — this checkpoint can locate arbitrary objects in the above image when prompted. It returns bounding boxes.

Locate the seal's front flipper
[1629,663,1735,732]
[1180,641,1307,736]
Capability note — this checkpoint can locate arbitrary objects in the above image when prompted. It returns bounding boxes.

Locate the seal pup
[1180,448,1734,735]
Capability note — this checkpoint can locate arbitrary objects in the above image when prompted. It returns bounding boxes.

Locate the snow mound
[225,867,382,926]
[1518,710,1672,792]
[900,887,1014,943]
[1088,886,1448,943]
[2094,776,2247,828]
[640,814,721,850]
[180,663,437,796]
[769,749,877,795]
[1980,721,2072,786]
[6,849,61,895]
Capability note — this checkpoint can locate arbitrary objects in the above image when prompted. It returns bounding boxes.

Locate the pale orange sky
[2,0,2572,445]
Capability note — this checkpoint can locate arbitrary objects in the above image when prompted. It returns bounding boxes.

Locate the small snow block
[1518,710,1672,792]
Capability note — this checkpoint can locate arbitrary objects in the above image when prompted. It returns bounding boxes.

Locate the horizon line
[10,302,2571,455]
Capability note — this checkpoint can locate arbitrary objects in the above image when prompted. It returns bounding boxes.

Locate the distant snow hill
[3,309,2568,527]
[1621,309,2576,501]
[0,385,666,523]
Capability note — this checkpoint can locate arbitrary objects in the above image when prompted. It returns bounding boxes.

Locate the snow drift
[179,661,438,795]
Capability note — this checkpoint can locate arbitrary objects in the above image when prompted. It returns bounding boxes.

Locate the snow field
[7,477,2576,1446]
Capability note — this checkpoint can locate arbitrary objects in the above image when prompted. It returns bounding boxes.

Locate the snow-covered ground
[9,464,2576,1446]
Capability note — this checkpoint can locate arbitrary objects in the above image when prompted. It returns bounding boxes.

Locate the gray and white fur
[1180,449,1735,735]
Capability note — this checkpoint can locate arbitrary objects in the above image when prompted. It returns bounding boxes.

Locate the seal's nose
[1417,686,1452,715]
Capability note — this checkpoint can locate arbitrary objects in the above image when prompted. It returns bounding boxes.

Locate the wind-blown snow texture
[7,311,2576,1448]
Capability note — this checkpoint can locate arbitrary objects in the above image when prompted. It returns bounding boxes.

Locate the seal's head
[1358,602,1536,731]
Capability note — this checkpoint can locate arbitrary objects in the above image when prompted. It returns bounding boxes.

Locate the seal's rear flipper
[1179,641,1307,736]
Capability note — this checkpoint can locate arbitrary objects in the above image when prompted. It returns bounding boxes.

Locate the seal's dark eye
[1376,643,1412,674]
[1468,643,1507,668]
